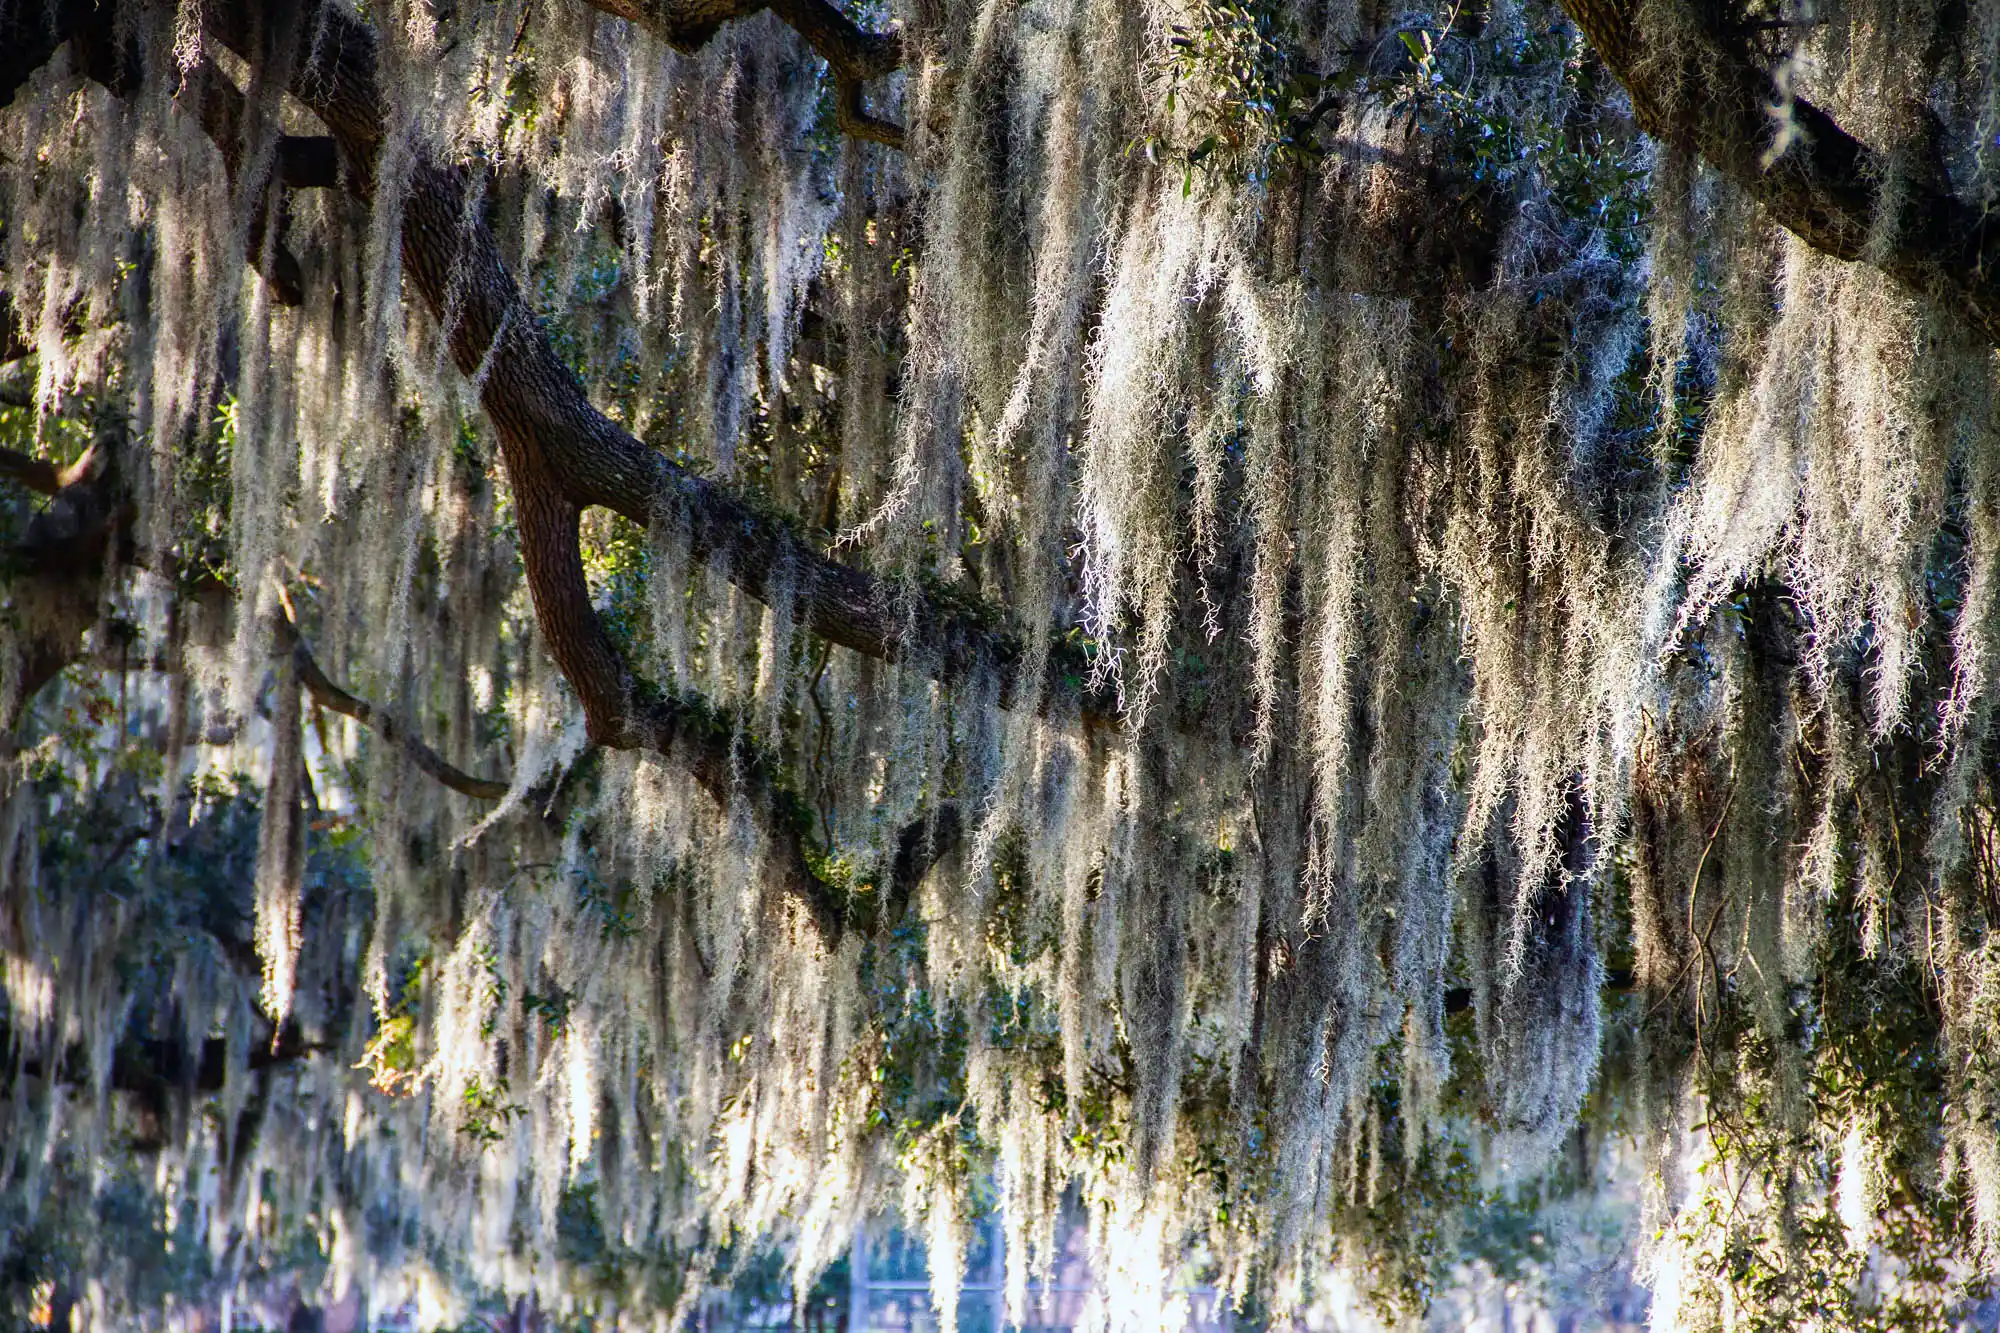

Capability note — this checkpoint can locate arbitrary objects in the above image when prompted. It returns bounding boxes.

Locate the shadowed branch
[579,0,906,147]
[274,611,513,802]
[1559,0,2000,343]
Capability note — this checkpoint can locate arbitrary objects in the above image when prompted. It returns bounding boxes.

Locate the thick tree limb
[763,0,905,146]
[1559,0,2000,343]
[205,3,1083,717]
[0,27,910,930]
[830,71,905,149]
[0,423,930,944]
[275,134,339,188]
[187,60,338,189]
[0,2,982,936]
[5,432,128,708]
[186,62,320,306]
[581,0,899,71]
[766,0,902,81]
[0,444,91,496]
[188,1,1041,933]
[580,0,905,146]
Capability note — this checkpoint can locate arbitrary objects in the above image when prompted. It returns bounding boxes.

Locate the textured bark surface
[578,0,905,142]
[6,1,2000,1320]
[4,433,127,712]
[1559,0,2000,342]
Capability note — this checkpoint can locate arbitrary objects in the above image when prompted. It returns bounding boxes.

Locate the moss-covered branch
[1559,0,2000,342]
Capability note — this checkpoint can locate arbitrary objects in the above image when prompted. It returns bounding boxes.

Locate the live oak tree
[2,0,1999,1328]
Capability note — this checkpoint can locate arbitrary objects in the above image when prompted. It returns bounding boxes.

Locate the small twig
[1647,771,1738,1024]
[807,638,836,853]
[86,817,162,883]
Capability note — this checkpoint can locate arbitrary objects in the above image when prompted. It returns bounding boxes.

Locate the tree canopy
[2,0,1998,1327]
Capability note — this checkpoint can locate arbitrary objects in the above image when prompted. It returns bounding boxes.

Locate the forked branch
[6,2,981,936]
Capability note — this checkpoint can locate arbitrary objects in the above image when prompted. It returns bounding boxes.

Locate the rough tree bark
[18,0,1990,951]
[193,0,1092,715]
[3,429,129,713]
[1559,0,2000,344]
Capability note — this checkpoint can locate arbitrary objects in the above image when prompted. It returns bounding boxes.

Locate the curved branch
[275,614,513,802]
[0,436,515,805]
[0,0,991,942]
[832,72,905,149]
[206,2,1084,715]
[579,0,905,148]
[194,0,1043,936]
[0,443,91,496]
[767,0,901,81]
[582,0,763,51]
[0,425,516,806]
[184,62,312,306]
[4,431,129,709]
[1559,0,2000,343]
[2,9,916,937]
[578,0,901,78]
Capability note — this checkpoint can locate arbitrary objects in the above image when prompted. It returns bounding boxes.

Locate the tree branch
[191,0,1055,935]
[184,62,317,306]
[766,0,902,81]
[0,0,97,108]
[0,1,975,937]
[4,431,129,710]
[205,3,1083,712]
[5,1006,333,1156]
[1558,0,2000,343]
[578,0,905,148]
[0,445,78,496]
[5,6,336,309]
[830,71,905,149]
[275,134,339,188]
[273,612,513,801]
[0,424,517,808]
